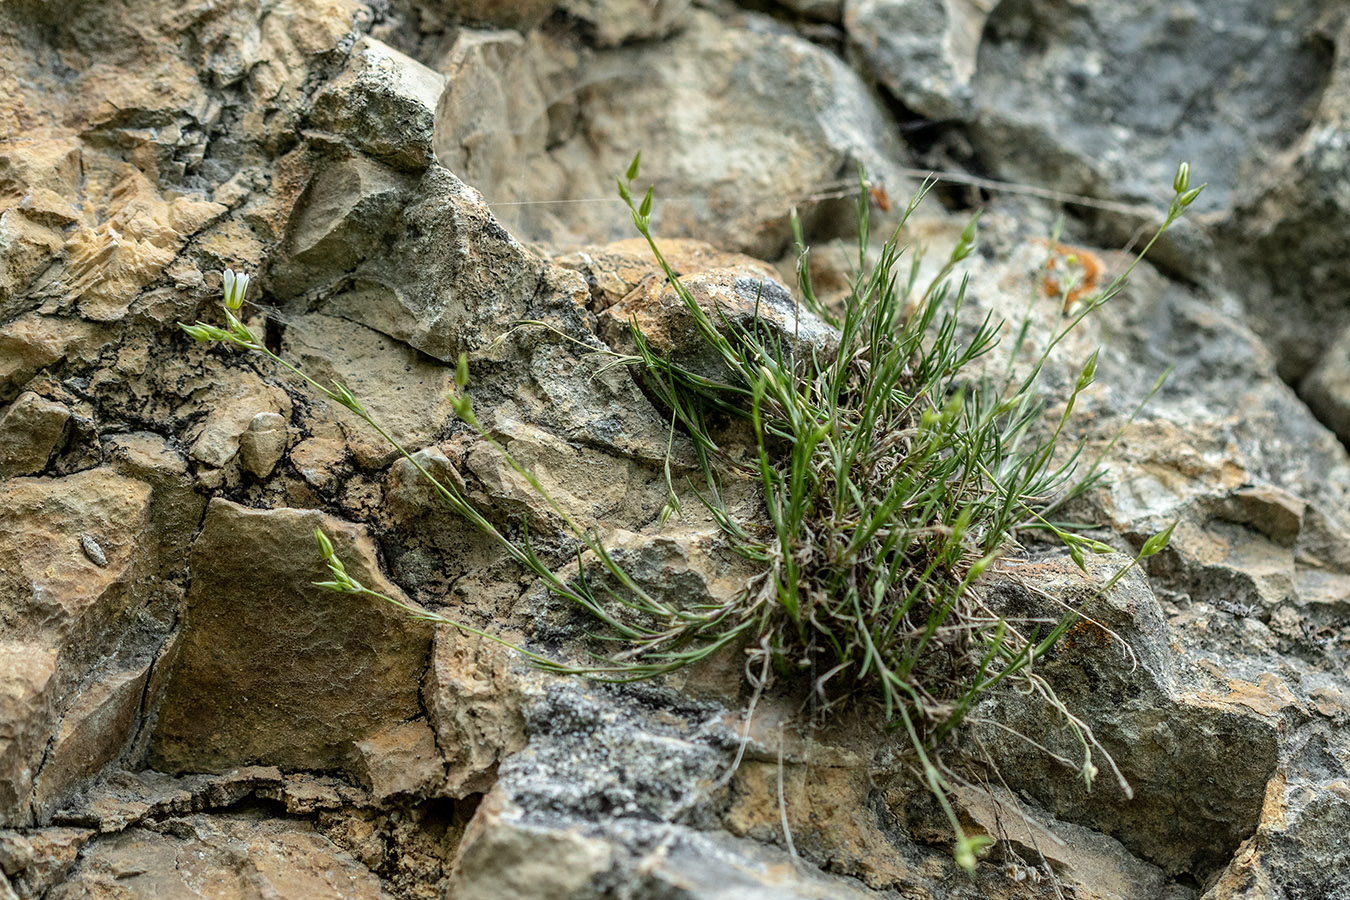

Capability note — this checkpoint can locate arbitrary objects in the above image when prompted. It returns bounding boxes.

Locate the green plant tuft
[180,159,1201,872]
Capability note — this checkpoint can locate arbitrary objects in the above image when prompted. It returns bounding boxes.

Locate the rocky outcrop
[3,0,1350,897]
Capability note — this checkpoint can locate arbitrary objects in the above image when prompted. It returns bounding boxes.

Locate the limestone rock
[269,154,416,298]
[597,265,839,380]
[102,432,204,583]
[185,367,291,469]
[150,500,432,775]
[0,316,99,400]
[0,393,70,478]
[0,471,154,824]
[309,37,447,172]
[63,169,225,323]
[278,164,546,362]
[437,9,910,258]
[239,411,289,479]
[844,0,990,119]
[977,556,1279,879]
[0,646,58,827]
[463,421,667,533]
[31,665,149,820]
[279,311,457,467]
[427,631,529,798]
[970,0,1335,218]
[45,814,383,900]
[354,719,444,802]
[1302,321,1350,444]
[558,0,689,47]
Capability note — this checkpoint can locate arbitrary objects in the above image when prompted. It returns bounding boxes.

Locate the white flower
[223,269,250,311]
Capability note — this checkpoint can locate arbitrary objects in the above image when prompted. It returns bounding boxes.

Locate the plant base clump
[181,158,1202,871]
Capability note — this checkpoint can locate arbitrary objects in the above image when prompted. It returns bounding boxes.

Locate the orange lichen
[867,183,892,213]
[1039,241,1103,311]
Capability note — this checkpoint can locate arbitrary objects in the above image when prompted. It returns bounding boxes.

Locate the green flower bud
[1076,349,1099,391]
[625,151,642,182]
[1172,161,1190,195]
[1178,185,1205,208]
[314,528,334,560]
[1139,520,1177,558]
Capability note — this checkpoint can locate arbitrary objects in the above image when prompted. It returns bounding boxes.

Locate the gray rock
[558,0,690,47]
[977,556,1279,879]
[844,0,989,119]
[969,0,1335,216]
[308,37,447,172]
[268,155,416,299]
[289,165,547,362]
[1301,321,1350,445]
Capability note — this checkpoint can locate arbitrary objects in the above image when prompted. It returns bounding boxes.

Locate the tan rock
[62,168,224,322]
[280,312,457,468]
[0,393,70,477]
[0,471,153,664]
[31,665,150,819]
[45,815,383,900]
[450,793,614,900]
[185,367,291,469]
[427,630,528,798]
[0,644,59,826]
[239,411,289,478]
[8,828,91,899]
[150,500,432,776]
[0,315,100,398]
[354,719,444,802]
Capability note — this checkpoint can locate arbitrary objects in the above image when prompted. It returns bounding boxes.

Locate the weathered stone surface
[31,665,149,821]
[1302,321,1350,445]
[185,367,292,469]
[276,164,547,362]
[845,0,989,119]
[354,719,444,802]
[102,432,204,584]
[46,814,384,900]
[463,421,667,533]
[239,411,290,478]
[0,393,70,478]
[280,311,457,467]
[5,0,1350,894]
[0,470,154,666]
[269,154,416,298]
[978,556,1279,879]
[597,264,839,380]
[6,827,90,900]
[151,500,432,775]
[309,37,447,172]
[0,646,58,827]
[435,9,910,257]
[427,630,529,799]
[0,471,160,826]
[558,0,689,47]
[0,316,99,401]
[970,0,1335,217]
